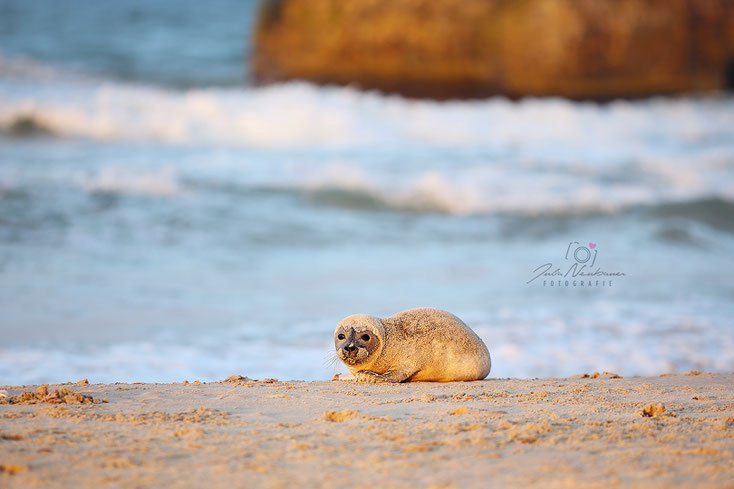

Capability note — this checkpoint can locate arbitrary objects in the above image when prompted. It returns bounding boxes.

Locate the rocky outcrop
[252,0,734,100]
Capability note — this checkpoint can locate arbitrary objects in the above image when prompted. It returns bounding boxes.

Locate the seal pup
[333,308,490,383]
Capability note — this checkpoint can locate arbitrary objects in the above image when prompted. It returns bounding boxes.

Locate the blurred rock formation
[253,0,734,100]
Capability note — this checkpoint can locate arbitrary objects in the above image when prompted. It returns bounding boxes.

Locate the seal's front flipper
[354,370,413,383]
[332,373,355,381]
[354,371,392,383]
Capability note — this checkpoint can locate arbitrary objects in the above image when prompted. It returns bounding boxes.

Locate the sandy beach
[1,372,732,488]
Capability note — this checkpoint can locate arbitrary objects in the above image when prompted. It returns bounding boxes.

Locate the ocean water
[1,0,734,384]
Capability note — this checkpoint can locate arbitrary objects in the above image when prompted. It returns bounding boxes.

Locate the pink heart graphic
[589,242,597,249]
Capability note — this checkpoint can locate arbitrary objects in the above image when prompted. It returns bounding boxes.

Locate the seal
[333,308,490,383]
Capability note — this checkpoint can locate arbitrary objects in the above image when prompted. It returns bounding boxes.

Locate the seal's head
[334,314,384,368]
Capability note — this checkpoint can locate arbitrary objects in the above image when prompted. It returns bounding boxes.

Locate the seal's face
[335,325,379,366]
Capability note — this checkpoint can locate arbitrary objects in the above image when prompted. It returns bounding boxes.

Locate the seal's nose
[344,345,357,353]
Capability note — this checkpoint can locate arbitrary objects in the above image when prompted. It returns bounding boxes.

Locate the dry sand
[1,372,733,488]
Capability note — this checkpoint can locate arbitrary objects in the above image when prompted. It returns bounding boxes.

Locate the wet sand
[1,372,733,488]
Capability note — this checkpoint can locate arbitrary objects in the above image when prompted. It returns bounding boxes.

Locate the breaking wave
[2,55,734,155]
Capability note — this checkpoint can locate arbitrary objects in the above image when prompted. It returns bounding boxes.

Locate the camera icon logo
[565,241,597,267]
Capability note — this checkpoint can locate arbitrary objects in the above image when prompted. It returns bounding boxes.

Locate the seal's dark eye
[361,334,370,341]
[337,334,345,340]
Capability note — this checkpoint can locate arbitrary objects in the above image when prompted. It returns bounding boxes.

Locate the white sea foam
[2,55,734,155]
[294,152,734,215]
[1,305,732,384]
[3,151,732,215]
[79,166,182,197]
